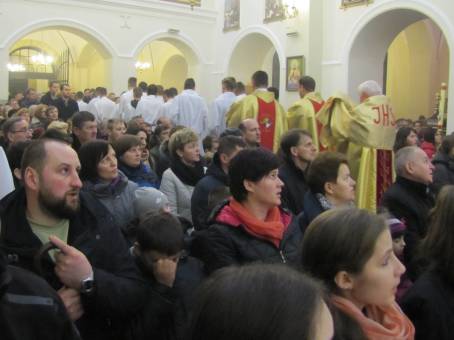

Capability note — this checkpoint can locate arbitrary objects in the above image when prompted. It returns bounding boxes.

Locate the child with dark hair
[128,212,205,340]
[387,218,412,302]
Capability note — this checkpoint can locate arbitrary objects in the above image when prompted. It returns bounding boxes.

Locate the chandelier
[135,61,151,70]
[31,53,54,65]
[7,63,25,72]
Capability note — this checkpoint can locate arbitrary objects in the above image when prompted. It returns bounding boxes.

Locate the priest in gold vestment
[226,71,287,152]
[317,80,396,212]
[287,76,324,151]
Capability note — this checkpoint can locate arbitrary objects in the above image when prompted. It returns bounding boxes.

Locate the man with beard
[0,139,147,340]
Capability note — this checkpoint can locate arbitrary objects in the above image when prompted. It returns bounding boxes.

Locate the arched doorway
[134,36,200,93]
[347,8,450,123]
[227,32,280,93]
[7,27,112,96]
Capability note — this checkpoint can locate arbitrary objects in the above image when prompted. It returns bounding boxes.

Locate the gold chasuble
[317,93,396,212]
[226,90,288,152]
[287,92,325,151]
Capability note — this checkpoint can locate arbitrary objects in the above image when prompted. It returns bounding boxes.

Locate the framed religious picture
[224,0,240,32]
[264,0,286,23]
[286,56,304,91]
[340,0,373,9]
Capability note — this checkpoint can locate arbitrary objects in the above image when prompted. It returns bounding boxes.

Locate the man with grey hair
[358,80,382,103]
[316,79,396,211]
[381,146,435,278]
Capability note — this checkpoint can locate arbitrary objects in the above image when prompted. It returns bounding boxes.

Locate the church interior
[0,0,451,126]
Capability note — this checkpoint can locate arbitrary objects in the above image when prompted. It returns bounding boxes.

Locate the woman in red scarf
[301,208,415,340]
[191,148,303,274]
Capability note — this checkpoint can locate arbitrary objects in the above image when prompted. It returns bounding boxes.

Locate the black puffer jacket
[0,188,148,340]
[191,153,229,231]
[381,176,435,279]
[432,152,454,195]
[278,160,309,215]
[401,268,454,340]
[1,265,80,340]
[191,201,302,274]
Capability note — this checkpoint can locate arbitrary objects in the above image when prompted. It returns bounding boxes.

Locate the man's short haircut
[203,135,217,152]
[229,148,280,202]
[20,139,67,180]
[136,212,184,255]
[358,80,382,97]
[147,84,158,96]
[252,71,268,88]
[2,117,23,137]
[299,76,316,92]
[218,135,246,157]
[25,88,36,96]
[72,111,95,129]
[75,91,84,100]
[235,81,245,92]
[7,140,32,174]
[395,146,419,176]
[128,77,137,87]
[107,119,126,131]
[307,152,348,195]
[164,89,175,98]
[112,134,142,158]
[133,87,143,99]
[279,129,312,163]
[138,81,148,93]
[222,77,236,91]
[184,78,196,90]
[220,128,243,138]
[60,83,70,91]
[49,80,59,88]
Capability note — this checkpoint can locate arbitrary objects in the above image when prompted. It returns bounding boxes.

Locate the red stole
[309,99,326,151]
[257,98,276,150]
[376,149,393,206]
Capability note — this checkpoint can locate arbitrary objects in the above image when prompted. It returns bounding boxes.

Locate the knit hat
[387,218,406,239]
[134,187,169,218]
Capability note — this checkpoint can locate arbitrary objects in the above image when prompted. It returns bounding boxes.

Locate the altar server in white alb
[159,87,178,123]
[209,77,237,136]
[119,77,137,117]
[88,87,119,124]
[136,84,164,125]
[174,78,208,141]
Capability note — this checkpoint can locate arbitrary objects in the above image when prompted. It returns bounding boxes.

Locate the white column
[109,55,136,96]
[0,48,10,102]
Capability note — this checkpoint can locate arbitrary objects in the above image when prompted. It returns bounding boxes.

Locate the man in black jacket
[381,146,435,278]
[0,139,147,340]
[40,80,60,107]
[56,84,79,121]
[191,135,246,230]
[0,252,80,340]
[278,129,317,215]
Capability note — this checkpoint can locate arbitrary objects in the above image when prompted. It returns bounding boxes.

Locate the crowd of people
[0,71,453,340]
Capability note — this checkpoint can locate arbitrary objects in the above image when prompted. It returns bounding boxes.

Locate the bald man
[381,146,435,278]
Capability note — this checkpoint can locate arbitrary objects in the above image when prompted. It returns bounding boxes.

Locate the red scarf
[332,295,415,340]
[229,199,284,248]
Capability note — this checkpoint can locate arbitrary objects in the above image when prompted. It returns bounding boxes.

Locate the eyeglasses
[11,128,32,133]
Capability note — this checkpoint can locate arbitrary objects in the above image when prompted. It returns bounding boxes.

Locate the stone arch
[344,1,454,129]
[1,18,116,59]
